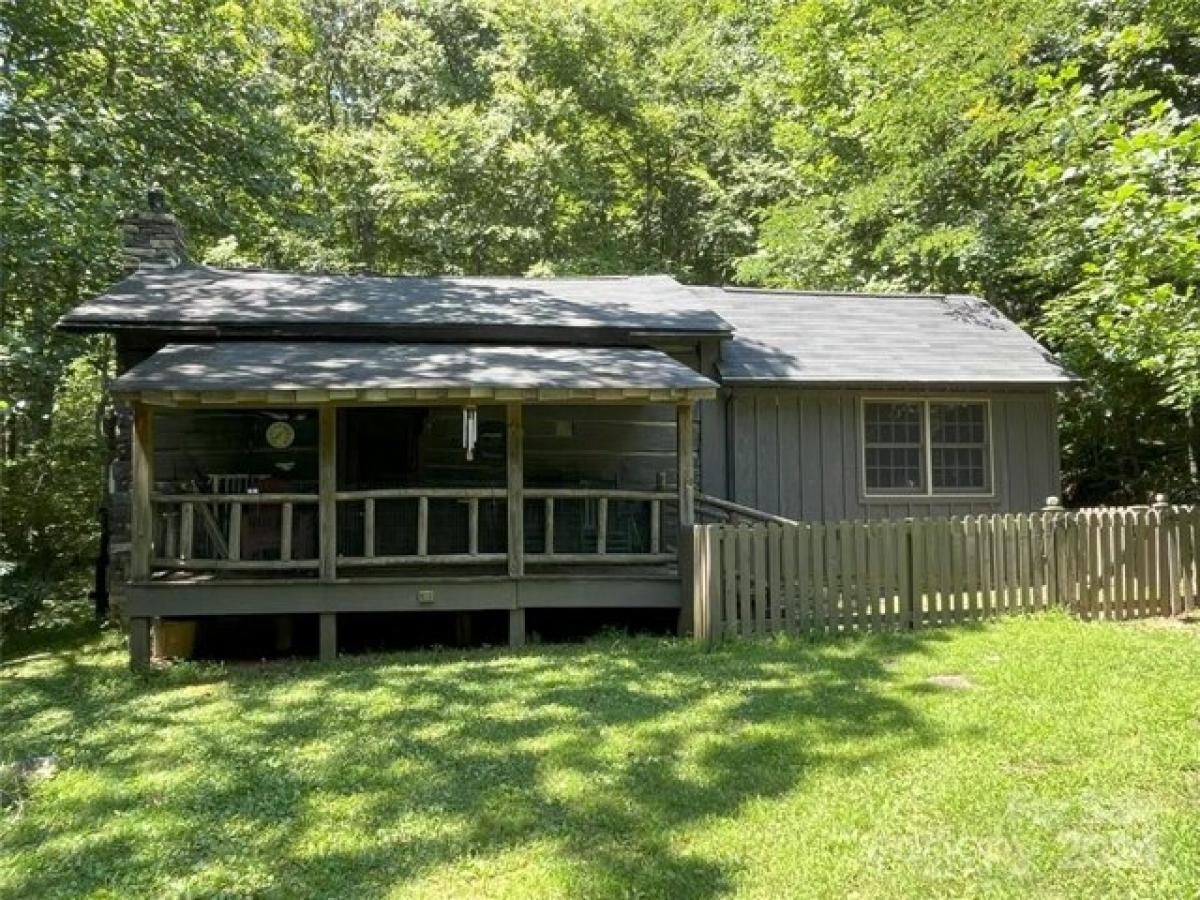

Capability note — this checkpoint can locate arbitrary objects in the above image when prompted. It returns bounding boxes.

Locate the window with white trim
[862,400,991,496]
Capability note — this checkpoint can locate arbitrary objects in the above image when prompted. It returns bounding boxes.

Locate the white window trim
[859,397,995,500]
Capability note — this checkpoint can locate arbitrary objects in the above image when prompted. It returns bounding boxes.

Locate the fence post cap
[1042,496,1063,512]
[1152,493,1170,509]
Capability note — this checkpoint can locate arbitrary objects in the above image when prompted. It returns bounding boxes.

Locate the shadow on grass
[0,630,955,897]
[0,619,105,668]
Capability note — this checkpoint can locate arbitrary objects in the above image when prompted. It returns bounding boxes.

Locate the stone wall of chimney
[105,190,187,615]
[121,210,188,272]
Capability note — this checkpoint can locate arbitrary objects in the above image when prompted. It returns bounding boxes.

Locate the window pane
[930,402,989,492]
[931,447,987,490]
[864,401,922,445]
[863,402,924,493]
[930,402,985,445]
[865,446,923,491]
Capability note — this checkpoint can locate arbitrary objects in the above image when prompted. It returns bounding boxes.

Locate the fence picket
[721,525,736,637]
[896,520,911,629]
[881,521,896,629]
[791,524,807,634]
[737,526,753,635]
[991,515,1005,615]
[1007,515,1022,614]
[768,523,784,633]
[753,525,768,635]
[1152,511,1171,619]
[1029,513,1044,612]
[914,519,927,626]
[780,523,796,634]
[955,518,974,624]
[925,518,941,626]
[834,521,850,633]
[854,521,869,631]
[812,524,827,635]
[1108,511,1121,619]
[1178,510,1197,613]
[1135,511,1150,618]
[1015,513,1031,614]
[978,515,993,618]
[867,521,882,630]
[945,517,960,622]
[1121,510,1136,619]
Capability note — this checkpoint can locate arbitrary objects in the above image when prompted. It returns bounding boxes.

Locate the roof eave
[55,318,732,342]
[716,376,1082,390]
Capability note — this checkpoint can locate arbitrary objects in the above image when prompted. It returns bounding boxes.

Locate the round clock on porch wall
[265,421,295,450]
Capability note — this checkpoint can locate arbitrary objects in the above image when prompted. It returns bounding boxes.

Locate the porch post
[506,402,524,577]
[129,617,152,670]
[319,612,337,662]
[130,401,155,581]
[509,607,526,648]
[318,406,337,582]
[677,402,697,636]
[677,402,695,527]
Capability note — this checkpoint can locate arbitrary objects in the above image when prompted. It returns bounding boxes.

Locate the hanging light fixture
[462,405,478,461]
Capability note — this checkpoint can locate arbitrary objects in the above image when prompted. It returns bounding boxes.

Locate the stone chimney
[121,184,188,272]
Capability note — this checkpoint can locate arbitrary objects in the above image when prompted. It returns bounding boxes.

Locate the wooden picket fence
[688,502,1200,641]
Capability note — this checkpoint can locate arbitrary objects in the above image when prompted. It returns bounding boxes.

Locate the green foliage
[1,617,1199,895]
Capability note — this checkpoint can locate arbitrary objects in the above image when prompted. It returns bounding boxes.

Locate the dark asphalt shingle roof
[64,266,1074,387]
[693,287,1075,385]
[111,343,718,395]
[59,267,731,335]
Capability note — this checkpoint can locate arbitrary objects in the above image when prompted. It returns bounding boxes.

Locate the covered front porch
[116,342,715,662]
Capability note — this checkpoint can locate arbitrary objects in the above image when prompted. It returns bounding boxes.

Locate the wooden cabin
[58,195,1075,664]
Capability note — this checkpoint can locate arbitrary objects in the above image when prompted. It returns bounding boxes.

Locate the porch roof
[111,341,718,404]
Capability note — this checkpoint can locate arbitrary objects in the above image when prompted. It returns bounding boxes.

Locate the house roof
[111,342,718,404]
[694,287,1076,386]
[58,267,732,337]
[62,265,1075,388]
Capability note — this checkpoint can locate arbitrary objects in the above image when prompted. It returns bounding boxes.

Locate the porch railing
[335,488,508,567]
[524,489,677,564]
[149,487,677,574]
[151,492,320,571]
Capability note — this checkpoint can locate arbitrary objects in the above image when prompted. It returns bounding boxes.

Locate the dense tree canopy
[2,0,1198,624]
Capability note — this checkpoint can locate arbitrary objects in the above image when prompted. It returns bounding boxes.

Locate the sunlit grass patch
[1,615,1198,898]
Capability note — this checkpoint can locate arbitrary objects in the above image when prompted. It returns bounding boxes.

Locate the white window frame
[859,397,995,500]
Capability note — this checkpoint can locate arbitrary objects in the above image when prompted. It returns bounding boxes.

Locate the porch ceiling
[112,341,718,405]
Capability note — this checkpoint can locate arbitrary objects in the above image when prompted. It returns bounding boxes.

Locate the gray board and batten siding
[701,386,1060,522]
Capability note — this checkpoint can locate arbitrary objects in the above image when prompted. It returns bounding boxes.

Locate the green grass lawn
[2,614,1199,899]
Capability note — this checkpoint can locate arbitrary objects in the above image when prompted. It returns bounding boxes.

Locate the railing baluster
[650,499,661,554]
[180,501,195,562]
[469,497,479,556]
[417,495,429,557]
[545,497,555,555]
[364,497,375,559]
[597,497,608,555]
[280,502,293,561]
[228,501,242,562]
